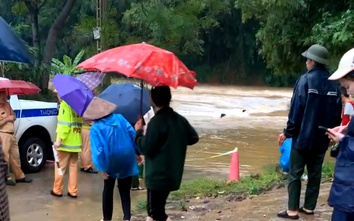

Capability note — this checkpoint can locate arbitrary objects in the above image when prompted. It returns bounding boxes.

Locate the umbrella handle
[140,80,146,125]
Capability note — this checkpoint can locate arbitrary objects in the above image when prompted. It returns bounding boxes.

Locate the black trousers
[103,176,132,220]
[147,189,170,221]
[288,148,326,210]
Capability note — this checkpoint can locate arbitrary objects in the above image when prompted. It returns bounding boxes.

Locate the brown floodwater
[170,85,331,178]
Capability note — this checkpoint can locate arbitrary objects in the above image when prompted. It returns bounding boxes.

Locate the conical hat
[83,97,116,120]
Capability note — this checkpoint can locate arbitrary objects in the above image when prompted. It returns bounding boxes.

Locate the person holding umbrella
[0,90,32,186]
[50,89,83,198]
[83,97,142,221]
[76,72,103,174]
[131,106,155,191]
[0,79,40,186]
[134,86,199,221]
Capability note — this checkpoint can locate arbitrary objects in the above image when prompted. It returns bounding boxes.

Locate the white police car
[10,94,58,173]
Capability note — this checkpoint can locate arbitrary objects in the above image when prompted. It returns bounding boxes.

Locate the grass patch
[170,166,284,199]
[135,199,147,213]
[135,162,335,211]
[322,161,335,179]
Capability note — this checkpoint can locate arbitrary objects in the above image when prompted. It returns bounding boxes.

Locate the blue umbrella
[52,74,94,116]
[0,16,34,64]
[99,83,151,124]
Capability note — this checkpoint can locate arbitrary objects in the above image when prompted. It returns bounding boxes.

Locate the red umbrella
[77,42,198,89]
[0,79,41,95]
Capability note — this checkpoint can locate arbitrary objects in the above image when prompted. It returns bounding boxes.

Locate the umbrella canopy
[0,78,40,95]
[52,74,94,116]
[98,83,151,124]
[77,42,197,89]
[76,72,105,91]
[0,16,33,64]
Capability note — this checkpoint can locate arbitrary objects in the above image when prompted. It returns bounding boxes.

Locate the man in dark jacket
[277,44,342,219]
[135,86,199,221]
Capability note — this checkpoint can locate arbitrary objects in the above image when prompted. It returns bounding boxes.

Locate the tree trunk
[41,0,77,93]
[30,11,40,65]
[31,12,40,51]
[24,1,41,66]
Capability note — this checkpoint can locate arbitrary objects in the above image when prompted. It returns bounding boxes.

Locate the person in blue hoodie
[83,97,142,221]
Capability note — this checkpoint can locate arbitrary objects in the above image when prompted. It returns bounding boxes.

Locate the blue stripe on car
[13,108,58,118]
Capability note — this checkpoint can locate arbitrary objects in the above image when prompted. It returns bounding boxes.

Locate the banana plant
[51,50,85,76]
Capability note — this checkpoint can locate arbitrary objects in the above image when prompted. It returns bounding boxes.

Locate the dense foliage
[1,0,353,90]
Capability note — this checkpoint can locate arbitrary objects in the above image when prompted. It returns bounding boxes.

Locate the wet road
[9,163,113,221]
[9,162,223,221]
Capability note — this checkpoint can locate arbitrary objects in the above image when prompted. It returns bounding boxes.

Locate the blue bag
[279,138,292,172]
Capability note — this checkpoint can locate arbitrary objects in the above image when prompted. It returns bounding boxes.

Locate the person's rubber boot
[145,217,153,221]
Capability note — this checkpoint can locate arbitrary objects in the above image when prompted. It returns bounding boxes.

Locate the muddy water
[170,85,294,177]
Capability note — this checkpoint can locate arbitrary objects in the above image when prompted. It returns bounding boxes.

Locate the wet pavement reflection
[9,163,124,220]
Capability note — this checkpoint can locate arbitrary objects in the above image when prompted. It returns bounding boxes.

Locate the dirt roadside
[134,182,332,221]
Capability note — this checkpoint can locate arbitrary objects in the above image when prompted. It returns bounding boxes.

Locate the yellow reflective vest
[56,101,82,152]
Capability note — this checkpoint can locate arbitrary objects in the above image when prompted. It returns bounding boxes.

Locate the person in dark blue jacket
[326,48,354,221]
[277,44,342,220]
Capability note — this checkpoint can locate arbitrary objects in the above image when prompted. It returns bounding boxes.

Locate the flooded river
[171,85,294,177]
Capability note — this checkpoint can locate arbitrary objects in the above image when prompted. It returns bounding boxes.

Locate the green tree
[4,0,270,87]
[6,0,78,92]
[236,0,353,86]
[123,0,230,56]
[311,7,354,64]
[51,50,85,76]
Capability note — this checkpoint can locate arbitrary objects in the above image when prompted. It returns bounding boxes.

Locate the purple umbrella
[52,74,94,116]
[76,72,105,91]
